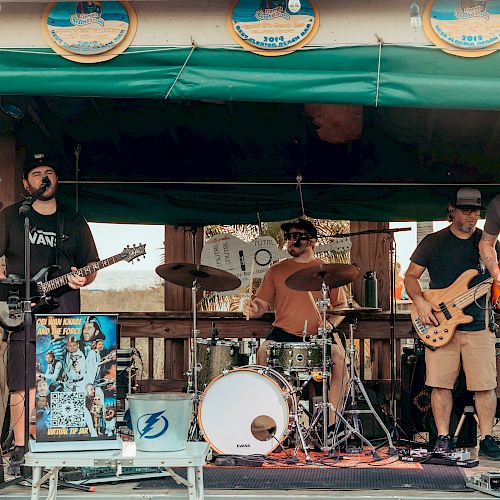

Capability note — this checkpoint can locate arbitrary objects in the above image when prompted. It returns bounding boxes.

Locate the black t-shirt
[0,200,99,315]
[410,226,500,331]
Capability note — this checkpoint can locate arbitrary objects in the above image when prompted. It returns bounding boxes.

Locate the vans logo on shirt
[30,229,57,247]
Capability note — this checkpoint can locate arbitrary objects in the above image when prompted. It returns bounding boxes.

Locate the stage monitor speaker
[400,344,477,448]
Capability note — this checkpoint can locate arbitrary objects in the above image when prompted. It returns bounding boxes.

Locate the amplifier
[116,348,133,400]
[400,344,476,448]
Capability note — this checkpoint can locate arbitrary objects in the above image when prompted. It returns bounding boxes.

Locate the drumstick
[246,259,256,321]
[308,291,323,324]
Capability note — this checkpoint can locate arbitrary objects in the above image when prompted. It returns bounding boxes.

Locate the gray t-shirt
[410,226,499,331]
[484,194,500,237]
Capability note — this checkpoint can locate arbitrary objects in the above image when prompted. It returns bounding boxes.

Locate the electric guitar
[200,233,352,291]
[0,244,146,330]
[411,268,499,348]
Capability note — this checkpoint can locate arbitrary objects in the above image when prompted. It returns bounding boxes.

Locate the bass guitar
[200,233,352,291]
[0,243,146,330]
[411,268,499,348]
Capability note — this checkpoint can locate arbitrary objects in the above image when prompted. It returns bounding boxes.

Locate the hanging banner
[41,1,137,63]
[228,0,319,56]
[423,0,500,57]
[35,314,118,444]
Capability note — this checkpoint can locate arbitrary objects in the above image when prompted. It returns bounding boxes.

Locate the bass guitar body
[411,269,478,348]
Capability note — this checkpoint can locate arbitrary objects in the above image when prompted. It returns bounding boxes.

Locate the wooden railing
[114,311,414,397]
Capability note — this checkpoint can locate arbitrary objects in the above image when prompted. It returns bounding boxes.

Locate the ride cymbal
[285,263,361,291]
[155,262,241,292]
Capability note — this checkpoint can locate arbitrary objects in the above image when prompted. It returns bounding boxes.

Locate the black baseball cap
[23,152,58,179]
[280,218,318,239]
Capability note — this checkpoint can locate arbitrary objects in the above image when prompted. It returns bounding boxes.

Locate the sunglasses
[458,208,481,215]
[284,232,311,241]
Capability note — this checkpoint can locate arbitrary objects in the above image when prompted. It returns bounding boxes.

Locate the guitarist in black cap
[404,187,500,459]
[0,152,99,473]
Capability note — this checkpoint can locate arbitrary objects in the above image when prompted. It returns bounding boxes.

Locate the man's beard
[39,192,56,201]
[460,224,474,233]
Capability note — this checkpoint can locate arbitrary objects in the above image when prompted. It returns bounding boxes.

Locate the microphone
[293,236,309,247]
[41,175,52,188]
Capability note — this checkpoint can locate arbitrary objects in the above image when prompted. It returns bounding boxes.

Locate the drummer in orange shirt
[244,219,348,430]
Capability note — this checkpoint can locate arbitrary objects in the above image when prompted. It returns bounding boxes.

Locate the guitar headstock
[120,244,147,263]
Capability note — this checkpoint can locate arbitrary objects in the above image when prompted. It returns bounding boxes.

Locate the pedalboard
[401,448,479,468]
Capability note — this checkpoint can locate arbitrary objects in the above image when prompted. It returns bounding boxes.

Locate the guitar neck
[40,253,123,294]
[452,277,494,309]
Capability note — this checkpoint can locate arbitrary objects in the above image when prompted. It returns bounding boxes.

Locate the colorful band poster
[35,314,118,443]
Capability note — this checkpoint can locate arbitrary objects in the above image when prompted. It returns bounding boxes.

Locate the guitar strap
[55,209,67,269]
[474,228,494,331]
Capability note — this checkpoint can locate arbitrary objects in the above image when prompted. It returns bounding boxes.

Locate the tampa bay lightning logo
[137,411,169,439]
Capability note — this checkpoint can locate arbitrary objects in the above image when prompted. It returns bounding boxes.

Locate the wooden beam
[0,131,24,440]
[350,221,390,311]
[162,225,204,311]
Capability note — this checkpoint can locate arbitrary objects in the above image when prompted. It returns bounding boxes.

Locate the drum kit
[155,260,397,460]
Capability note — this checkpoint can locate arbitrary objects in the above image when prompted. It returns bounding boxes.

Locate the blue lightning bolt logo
[137,411,169,439]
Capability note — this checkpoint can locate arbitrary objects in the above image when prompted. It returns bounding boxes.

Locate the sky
[88,219,487,278]
[89,222,165,271]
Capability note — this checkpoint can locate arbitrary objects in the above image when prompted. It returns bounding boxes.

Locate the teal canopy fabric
[56,183,500,225]
[1,45,499,108]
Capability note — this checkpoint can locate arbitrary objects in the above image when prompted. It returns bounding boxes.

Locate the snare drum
[196,339,240,388]
[198,366,295,455]
[267,342,324,371]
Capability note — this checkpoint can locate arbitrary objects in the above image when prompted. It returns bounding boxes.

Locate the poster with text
[35,314,118,443]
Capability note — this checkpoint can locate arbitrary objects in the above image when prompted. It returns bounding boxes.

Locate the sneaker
[479,435,500,460]
[7,446,25,476]
[433,434,452,453]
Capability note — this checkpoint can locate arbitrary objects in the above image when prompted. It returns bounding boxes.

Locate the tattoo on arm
[481,232,499,243]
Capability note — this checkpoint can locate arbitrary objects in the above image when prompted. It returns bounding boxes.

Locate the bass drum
[198,366,295,455]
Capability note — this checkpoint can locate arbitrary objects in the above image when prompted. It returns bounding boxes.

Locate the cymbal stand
[186,278,202,441]
[305,277,376,454]
[334,306,397,455]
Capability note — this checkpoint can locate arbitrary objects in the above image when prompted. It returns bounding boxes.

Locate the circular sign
[42,1,137,63]
[423,0,500,57]
[228,0,319,56]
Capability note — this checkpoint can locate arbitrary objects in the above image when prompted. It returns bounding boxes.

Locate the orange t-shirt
[255,258,344,337]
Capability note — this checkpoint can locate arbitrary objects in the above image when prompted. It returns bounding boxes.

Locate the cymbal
[330,306,382,315]
[285,263,361,291]
[155,262,241,292]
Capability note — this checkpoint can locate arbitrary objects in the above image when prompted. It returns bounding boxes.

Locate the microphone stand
[324,226,411,439]
[0,185,48,487]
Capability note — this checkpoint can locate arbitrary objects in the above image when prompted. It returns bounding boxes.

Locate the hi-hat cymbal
[330,306,382,316]
[155,263,241,292]
[285,263,361,292]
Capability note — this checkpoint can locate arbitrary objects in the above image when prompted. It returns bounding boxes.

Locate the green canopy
[1,45,499,108]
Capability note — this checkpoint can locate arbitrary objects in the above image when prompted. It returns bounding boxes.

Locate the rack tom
[267,342,324,371]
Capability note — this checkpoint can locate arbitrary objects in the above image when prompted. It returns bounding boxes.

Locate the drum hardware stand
[333,306,397,456]
[252,365,311,462]
[304,278,378,455]
[328,227,411,436]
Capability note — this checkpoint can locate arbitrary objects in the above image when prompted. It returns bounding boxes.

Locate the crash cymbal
[330,306,382,315]
[285,263,361,292]
[155,262,241,292]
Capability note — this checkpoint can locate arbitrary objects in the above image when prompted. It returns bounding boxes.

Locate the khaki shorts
[425,328,497,391]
